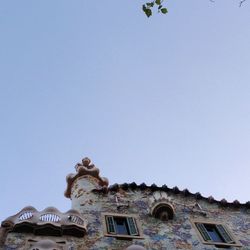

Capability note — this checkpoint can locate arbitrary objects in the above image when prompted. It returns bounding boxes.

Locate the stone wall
[69,176,250,250]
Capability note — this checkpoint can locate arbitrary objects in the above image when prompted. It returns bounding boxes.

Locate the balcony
[1,206,87,237]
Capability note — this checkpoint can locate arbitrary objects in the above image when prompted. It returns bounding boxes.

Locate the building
[1,157,250,249]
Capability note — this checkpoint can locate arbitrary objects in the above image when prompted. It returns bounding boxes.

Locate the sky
[0,0,250,222]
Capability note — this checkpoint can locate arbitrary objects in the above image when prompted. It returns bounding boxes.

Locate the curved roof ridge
[108,182,250,208]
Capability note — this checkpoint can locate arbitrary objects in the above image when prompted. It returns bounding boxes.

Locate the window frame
[191,219,242,248]
[102,213,144,239]
[27,238,70,250]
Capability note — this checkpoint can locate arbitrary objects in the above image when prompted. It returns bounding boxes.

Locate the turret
[64,157,109,213]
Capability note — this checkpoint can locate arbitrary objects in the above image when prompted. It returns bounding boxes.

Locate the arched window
[151,202,174,221]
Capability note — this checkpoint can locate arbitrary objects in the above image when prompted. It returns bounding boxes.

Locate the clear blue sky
[0,0,250,222]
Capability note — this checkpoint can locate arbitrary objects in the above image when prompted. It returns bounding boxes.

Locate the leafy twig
[142,0,168,17]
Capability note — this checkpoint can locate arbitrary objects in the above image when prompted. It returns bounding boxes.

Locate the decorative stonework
[151,200,175,221]
[64,157,109,198]
[149,192,175,221]
[29,239,61,250]
[1,206,87,238]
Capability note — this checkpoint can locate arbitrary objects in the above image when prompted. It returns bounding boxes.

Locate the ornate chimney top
[64,157,109,198]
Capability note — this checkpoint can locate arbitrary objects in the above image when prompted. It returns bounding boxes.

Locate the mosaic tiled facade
[1,158,250,250]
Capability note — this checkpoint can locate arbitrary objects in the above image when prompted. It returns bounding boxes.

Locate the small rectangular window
[194,221,240,247]
[103,213,142,239]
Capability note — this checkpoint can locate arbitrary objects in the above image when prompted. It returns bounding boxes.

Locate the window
[150,202,174,221]
[194,222,241,247]
[103,213,143,239]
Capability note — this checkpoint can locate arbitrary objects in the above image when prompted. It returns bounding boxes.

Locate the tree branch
[239,0,247,7]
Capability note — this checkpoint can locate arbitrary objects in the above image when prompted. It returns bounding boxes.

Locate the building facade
[1,157,250,250]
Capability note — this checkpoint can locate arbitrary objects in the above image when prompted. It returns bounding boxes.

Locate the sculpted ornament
[64,157,109,198]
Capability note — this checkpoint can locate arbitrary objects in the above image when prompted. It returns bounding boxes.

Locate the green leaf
[146,2,154,7]
[161,8,168,14]
[145,8,152,17]
[155,0,161,5]
[158,5,162,9]
[142,4,147,12]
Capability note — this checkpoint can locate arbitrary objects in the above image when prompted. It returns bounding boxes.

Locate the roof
[65,157,250,209]
[105,182,250,209]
